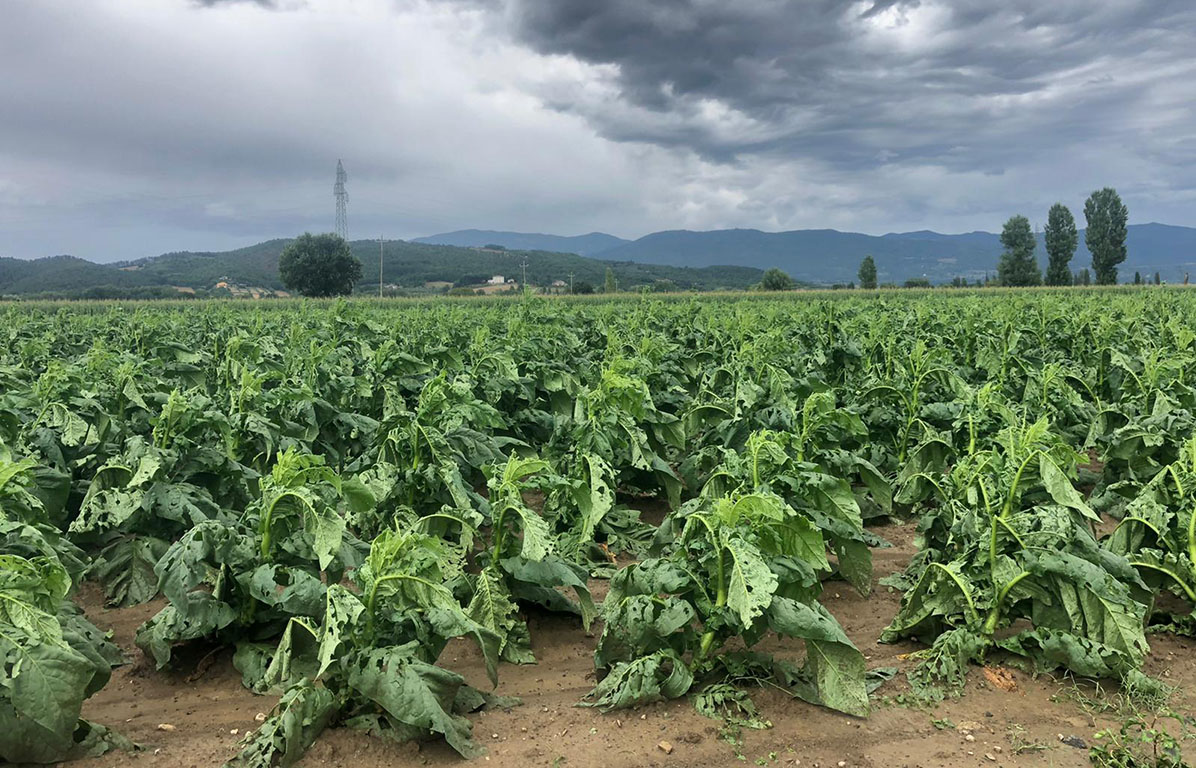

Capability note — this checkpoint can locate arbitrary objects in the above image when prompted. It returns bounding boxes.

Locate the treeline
[997,187,1136,287]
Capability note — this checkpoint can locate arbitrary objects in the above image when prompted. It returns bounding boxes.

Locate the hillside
[0,255,157,295]
[1,239,763,297]
[595,223,1196,283]
[442,223,1196,284]
[8,222,1194,298]
[414,229,630,256]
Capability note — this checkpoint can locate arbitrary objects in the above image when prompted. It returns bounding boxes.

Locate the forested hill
[413,229,630,256]
[423,222,1196,284]
[594,223,1196,283]
[0,239,764,297]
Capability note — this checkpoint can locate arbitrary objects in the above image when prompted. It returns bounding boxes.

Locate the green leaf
[833,538,873,597]
[346,645,482,758]
[304,499,345,572]
[502,556,597,631]
[805,473,864,531]
[1038,454,1099,521]
[1028,551,1149,665]
[0,633,104,763]
[580,650,694,711]
[257,619,321,694]
[136,595,237,668]
[595,594,697,669]
[767,598,868,717]
[245,565,325,617]
[513,505,553,562]
[881,561,976,642]
[997,628,1134,678]
[90,536,169,607]
[225,680,338,768]
[855,458,893,513]
[317,585,364,678]
[572,453,614,548]
[724,537,778,629]
[467,568,533,664]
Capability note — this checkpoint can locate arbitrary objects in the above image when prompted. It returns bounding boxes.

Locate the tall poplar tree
[997,215,1040,286]
[1084,188,1128,285]
[1043,203,1077,286]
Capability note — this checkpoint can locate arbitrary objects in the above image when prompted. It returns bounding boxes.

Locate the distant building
[487,275,505,285]
[551,280,566,287]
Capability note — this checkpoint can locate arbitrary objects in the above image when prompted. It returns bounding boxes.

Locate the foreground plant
[466,455,595,663]
[0,450,130,763]
[583,491,868,721]
[884,418,1152,698]
[136,449,369,667]
[227,527,508,767]
[1103,436,1196,616]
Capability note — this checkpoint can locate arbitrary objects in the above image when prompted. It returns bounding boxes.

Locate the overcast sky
[3,0,1195,262]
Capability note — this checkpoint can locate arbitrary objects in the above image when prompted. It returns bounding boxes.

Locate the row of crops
[2,292,1194,765]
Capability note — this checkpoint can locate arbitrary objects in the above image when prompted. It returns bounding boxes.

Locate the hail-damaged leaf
[580,650,694,712]
[346,645,483,758]
[225,680,338,768]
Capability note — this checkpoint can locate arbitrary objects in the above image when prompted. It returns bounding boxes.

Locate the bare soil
[75,521,1196,768]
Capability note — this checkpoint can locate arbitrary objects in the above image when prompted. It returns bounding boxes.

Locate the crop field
[3,291,1196,768]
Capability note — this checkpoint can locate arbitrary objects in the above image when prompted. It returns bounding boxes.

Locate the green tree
[760,267,796,291]
[1154,271,1161,286]
[573,280,595,295]
[997,215,1040,286]
[857,255,878,289]
[1134,271,1142,285]
[1043,203,1077,286]
[278,233,362,297]
[603,267,616,293]
[1084,187,1128,285]
[1075,268,1092,286]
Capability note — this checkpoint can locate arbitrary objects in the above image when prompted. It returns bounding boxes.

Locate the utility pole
[378,235,385,298]
[520,258,528,291]
[334,160,349,240]
[568,271,574,295]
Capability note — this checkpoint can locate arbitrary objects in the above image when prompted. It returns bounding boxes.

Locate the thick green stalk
[983,570,1030,635]
[1000,450,1040,520]
[697,549,727,661]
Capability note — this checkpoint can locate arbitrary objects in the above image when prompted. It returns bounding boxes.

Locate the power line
[378,235,385,298]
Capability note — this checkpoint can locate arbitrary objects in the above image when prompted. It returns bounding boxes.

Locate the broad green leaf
[1038,454,1098,521]
[347,645,482,758]
[596,594,696,668]
[0,635,94,757]
[724,537,777,629]
[467,568,533,664]
[768,597,868,716]
[513,505,552,562]
[580,650,694,711]
[317,585,364,678]
[90,536,169,607]
[833,538,873,596]
[226,680,338,768]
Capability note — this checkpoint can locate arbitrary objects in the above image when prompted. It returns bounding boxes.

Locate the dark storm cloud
[2,0,1195,262]
[490,0,1196,168]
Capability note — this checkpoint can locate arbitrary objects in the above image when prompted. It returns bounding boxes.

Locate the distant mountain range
[418,223,1196,284]
[0,239,761,298]
[414,229,630,257]
[5,222,1196,298]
